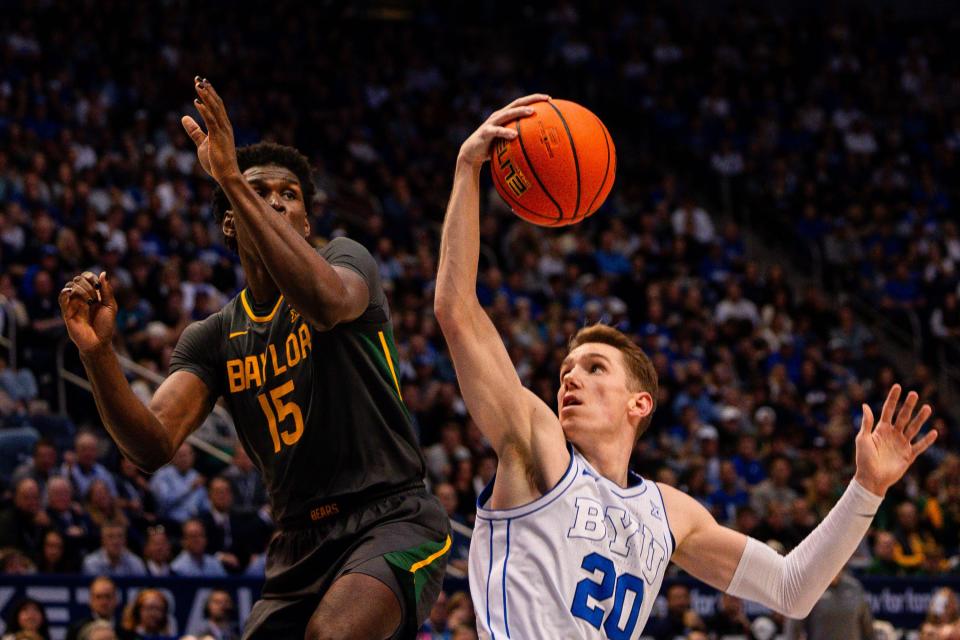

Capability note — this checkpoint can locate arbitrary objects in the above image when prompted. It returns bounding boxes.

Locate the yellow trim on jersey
[228,330,248,339]
[240,289,284,323]
[409,535,451,573]
[378,330,403,400]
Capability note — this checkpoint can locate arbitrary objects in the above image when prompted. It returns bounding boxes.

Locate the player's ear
[222,210,236,238]
[302,215,310,238]
[628,391,653,423]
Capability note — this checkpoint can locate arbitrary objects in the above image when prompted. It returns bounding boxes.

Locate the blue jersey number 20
[570,552,645,639]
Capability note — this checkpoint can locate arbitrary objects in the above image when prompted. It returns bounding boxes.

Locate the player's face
[557,343,642,443]
[223,165,310,243]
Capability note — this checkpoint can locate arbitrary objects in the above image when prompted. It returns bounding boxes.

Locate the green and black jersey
[169,237,424,523]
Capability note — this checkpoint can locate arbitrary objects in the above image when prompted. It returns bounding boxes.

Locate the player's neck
[238,246,280,304]
[579,441,631,488]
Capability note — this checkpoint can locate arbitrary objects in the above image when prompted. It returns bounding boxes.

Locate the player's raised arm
[660,384,936,619]
[434,96,569,495]
[60,271,212,472]
[182,77,367,331]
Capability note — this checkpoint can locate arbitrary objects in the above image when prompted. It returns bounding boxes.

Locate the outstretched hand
[181,77,241,183]
[854,384,936,496]
[457,94,551,168]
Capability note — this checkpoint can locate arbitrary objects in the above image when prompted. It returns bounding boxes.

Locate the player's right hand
[59,271,117,355]
[457,94,550,168]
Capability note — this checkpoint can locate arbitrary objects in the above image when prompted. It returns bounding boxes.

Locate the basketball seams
[584,115,612,217]
[491,163,565,225]
[516,119,564,221]
[547,101,581,219]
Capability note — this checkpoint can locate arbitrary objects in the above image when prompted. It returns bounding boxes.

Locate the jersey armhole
[476,444,578,521]
[653,481,678,558]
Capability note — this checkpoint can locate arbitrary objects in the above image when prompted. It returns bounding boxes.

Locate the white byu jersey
[469,447,675,639]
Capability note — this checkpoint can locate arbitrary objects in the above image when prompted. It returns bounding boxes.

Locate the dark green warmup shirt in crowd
[169,237,425,523]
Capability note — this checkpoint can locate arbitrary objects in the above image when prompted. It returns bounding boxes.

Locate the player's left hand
[854,384,936,496]
[181,77,241,184]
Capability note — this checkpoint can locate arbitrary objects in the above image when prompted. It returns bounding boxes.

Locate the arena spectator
[784,571,873,640]
[10,439,58,494]
[148,443,209,525]
[0,477,46,557]
[170,518,226,577]
[892,501,937,573]
[65,576,135,640]
[424,421,471,483]
[62,432,117,500]
[187,590,239,640]
[1,597,50,640]
[113,457,154,528]
[81,523,146,577]
[120,589,175,640]
[77,620,118,640]
[37,529,75,574]
[198,476,250,573]
[44,475,95,558]
[707,460,749,526]
[867,531,901,576]
[142,526,173,577]
[704,594,753,639]
[221,445,268,517]
[644,584,705,640]
[750,456,799,517]
[84,479,128,532]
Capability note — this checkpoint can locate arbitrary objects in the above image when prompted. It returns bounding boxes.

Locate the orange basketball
[490,99,616,226]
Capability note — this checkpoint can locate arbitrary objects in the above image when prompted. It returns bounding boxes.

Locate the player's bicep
[331,265,370,323]
[659,482,748,591]
[149,370,215,451]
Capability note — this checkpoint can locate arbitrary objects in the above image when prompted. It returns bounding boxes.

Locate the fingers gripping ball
[491,99,616,226]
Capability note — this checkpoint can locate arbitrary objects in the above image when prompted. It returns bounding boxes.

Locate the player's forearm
[79,346,175,472]
[435,159,484,320]
[725,479,882,619]
[221,174,350,328]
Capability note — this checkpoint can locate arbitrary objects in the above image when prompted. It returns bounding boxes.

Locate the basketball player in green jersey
[59,77,450,640]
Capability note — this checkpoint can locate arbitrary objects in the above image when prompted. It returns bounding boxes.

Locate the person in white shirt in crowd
[715,281,761,328]
[81,523,146,576]
[143,525,173,577]
[171,518,226,577]
[149,442,210,524]
[671,196,716,245]
[63,431,118,499]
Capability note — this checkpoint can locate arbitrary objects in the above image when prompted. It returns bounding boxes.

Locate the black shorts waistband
[277,480,426,530]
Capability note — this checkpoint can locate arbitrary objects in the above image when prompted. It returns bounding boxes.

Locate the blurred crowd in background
[2,1,960,638]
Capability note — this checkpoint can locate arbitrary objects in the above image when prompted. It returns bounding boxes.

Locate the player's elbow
[774,592,818,620]
[433,292,465,330]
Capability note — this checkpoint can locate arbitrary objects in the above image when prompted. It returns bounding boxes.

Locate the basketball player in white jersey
[434,95,938,639]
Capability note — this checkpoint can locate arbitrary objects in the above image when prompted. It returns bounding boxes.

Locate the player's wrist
[852,472,886,498]
[78,340,114,361]
[218,170,246,189]
[455,151,484,171]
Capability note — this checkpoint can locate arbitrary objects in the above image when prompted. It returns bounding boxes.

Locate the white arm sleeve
[725,479,882,619]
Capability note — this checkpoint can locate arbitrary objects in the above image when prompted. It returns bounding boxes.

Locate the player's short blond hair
[567,324,659,439]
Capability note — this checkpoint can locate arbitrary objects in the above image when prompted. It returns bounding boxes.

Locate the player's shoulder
[318,235,373,260]
[178,303,229,344]
[654,482,709,543]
